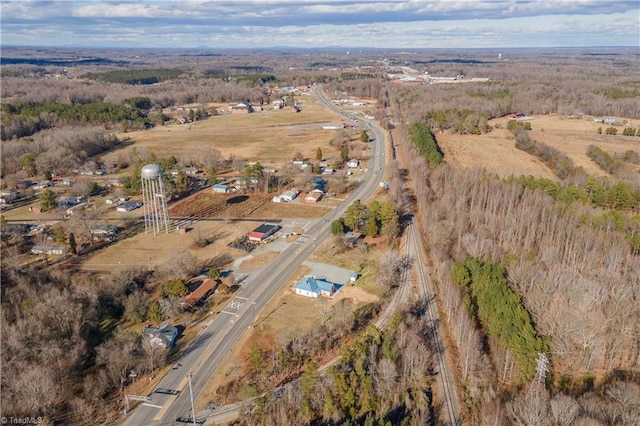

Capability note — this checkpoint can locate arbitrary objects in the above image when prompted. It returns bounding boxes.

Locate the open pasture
[438,114,639,178]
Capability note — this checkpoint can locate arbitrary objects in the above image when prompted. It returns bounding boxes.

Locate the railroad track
[409,219,461,425]
[375,221,413,329]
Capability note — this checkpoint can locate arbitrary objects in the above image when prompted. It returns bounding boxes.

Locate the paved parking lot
[302,261,355,285]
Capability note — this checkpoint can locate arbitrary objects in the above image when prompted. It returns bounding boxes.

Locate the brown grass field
[118,96,344,167]
[438,115,639,178]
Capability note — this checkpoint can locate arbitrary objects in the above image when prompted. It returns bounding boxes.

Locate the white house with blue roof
[294,276,336,298]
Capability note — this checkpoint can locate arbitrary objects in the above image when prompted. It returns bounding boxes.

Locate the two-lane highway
[123,87,386,425]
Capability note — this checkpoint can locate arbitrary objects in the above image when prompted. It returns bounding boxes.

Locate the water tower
[141,164,170,235]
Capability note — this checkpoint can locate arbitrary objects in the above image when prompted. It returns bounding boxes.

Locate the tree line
[506,175,640,213]
[1,98,151,140]
[586,144,637,178]
[81,69,184,84]
[1,127,120,180]
[512,126,575,179]
[409,123,443,168]
[424,109,489,134]
[452,257,549,381]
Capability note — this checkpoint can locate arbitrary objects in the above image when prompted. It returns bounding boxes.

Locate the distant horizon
[2,44,638,53]
[1,1,638,50]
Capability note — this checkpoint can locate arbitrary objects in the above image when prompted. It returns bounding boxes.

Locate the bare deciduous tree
[507,383,552,426]
[95,328,140,391]
[142,337,168,376]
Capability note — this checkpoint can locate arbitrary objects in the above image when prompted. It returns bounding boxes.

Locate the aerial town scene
[1,1,639,425]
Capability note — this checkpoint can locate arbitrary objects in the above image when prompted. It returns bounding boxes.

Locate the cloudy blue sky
[1,0,638,49]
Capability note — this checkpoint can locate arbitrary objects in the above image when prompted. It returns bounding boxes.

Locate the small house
[90,225,119,239]
[294,276,336,298]
[0,190,20,204]
[230,102,254,114]
[66,202,88,216]
[106,196,129,205]
[31,245,68,256]
[116,201,142,212]
[347,159,360,168]
[212,184,229,194]
[234,177,259,187]
[280,190,298,202]
[183,278,217,307]
[344,231,362,248]
[305,189,323,203]
[58,197,84,207]
[106,178,123,187]
[142,324,178,348]
[183,166,200,175]
[32,180,52,190]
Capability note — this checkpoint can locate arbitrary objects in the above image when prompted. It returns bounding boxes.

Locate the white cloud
[72,3,165,18]
[1,0,638,48]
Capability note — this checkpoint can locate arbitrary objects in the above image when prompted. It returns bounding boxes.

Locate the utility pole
[251,301,257,325]
[188,373,197,426]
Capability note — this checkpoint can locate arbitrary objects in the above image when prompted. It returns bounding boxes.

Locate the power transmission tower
[535,352,549,384]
